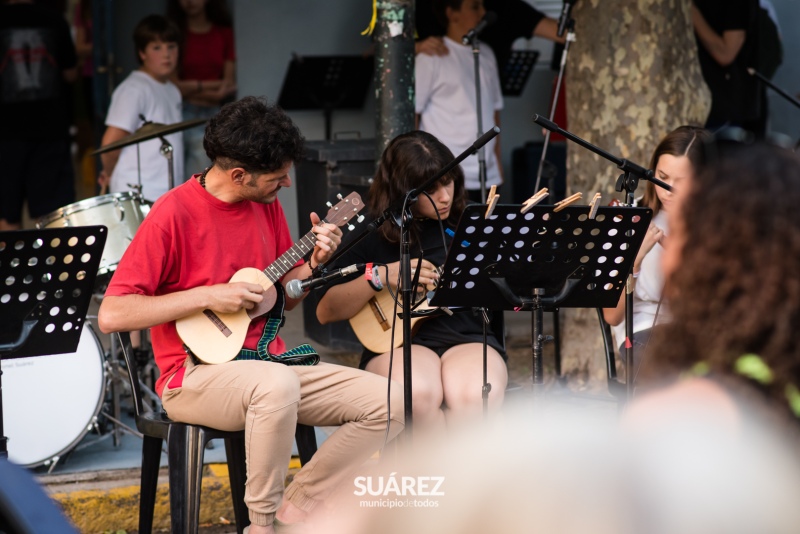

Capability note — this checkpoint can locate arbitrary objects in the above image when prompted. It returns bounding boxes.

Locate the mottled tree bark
[374,0,416,156]
[560,0,711,388]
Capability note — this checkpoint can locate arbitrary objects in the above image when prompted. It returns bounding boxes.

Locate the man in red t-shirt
[99,96,403,534]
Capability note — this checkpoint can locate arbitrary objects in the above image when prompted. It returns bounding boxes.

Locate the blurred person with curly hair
[630,137,800,434]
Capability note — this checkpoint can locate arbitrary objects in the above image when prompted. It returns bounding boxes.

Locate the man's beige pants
[162,359,404,526]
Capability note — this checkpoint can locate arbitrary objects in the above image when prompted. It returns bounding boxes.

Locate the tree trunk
[374,0,416,156]
[561,0,711,388]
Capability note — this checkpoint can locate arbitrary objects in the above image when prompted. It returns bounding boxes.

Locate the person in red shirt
[168,0,237,175]
[98,96,403,534]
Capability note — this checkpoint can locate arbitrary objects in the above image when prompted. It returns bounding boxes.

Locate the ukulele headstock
[324,192,365,231]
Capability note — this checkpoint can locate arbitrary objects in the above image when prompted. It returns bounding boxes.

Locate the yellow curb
[50,461,302,533]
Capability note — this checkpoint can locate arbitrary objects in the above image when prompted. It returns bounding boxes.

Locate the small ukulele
[349,266,441,354]
[176,192,364,364]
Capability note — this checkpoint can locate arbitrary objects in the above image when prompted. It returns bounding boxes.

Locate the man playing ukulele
[99,96,403,534]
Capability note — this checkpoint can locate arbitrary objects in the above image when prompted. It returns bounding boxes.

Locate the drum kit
[1,118,205,470]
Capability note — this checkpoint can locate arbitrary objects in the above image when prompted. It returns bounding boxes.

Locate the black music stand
[0,227,107,459]
[501,50,539,97]
[430,204,651,391]
[278,54,374,140]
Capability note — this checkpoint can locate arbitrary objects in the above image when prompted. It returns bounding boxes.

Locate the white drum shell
[36,193,149,278]
[1,324,105,467]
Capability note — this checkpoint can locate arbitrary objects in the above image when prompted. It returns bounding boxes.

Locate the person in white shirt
[603,126,711,381]
[415,0,503,202]
[98,15,184,203]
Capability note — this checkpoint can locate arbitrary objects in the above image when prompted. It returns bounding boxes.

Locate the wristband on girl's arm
[365,262,383,291]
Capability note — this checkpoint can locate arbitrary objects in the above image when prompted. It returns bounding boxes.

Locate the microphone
[461,11,498,45]
[532,114,560,134]
[557,0,576,38]
[285,263,365,299]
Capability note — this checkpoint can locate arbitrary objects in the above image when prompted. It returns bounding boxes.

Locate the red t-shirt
[105,178,299,396]
[181,25,236,81]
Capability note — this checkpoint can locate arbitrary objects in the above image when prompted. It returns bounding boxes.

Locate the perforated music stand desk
[501,50,539,97]
[0,227,107,457]
[277,55,374,140]
[430,204,651,388]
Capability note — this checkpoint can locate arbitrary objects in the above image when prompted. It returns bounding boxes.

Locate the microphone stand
[747,68,800,149]
[533,18,575,193]
[747,68,800,112]
[464,32,488,202]
[532,115,671,401]
[316,127,500,436]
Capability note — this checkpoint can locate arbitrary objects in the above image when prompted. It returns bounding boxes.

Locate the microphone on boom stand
[462,11,498,45]
[285,263,366,299]
[557,0,577,38]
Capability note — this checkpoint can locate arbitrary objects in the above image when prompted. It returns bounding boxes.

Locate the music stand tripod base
[431,204,651,392]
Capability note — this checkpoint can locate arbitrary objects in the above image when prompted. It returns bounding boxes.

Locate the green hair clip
[785,384,800,419]
[734,354,774,385]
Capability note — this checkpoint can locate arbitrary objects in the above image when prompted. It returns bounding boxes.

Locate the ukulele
[176,192,364,364]
[349,266,441,354]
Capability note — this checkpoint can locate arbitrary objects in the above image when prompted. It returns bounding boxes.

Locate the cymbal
[92,118,207,155]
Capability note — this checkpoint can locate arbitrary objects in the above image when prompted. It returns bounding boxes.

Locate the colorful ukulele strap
[235,283,319,366]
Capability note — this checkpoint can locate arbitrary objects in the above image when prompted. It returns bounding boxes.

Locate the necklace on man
[198,166,210,189]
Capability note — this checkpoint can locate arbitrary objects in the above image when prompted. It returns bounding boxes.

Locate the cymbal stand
[534,18,575,193]
[136,113,177,192]
[159,136,175,190]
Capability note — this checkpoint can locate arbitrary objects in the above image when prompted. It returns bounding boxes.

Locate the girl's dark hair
[133,15,181,64]
[369,131,466,244]
[432,0,466,28]
[651,142,800,422]
[203,96,304,174]
[641,125,710,214]
[167,0,233,29]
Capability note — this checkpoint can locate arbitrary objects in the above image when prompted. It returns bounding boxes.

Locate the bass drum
[1,323,106,468]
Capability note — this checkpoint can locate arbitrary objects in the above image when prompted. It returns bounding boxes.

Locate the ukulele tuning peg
[336,193,343,200]
[357,215,365,223]
[348,224,355,231]
[326,202,333,208]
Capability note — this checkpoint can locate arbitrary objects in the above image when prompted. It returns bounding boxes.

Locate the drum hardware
[100,329,162,448]
[92,116,207,195]
[126,182,143,198]
[91,118,207,155]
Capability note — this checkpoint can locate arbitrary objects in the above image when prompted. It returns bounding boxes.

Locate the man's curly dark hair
[203,96,304,174]
[651,142,800,422]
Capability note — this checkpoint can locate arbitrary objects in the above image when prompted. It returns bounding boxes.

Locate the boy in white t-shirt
[415,0,503,202]
[98,15,184,203]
